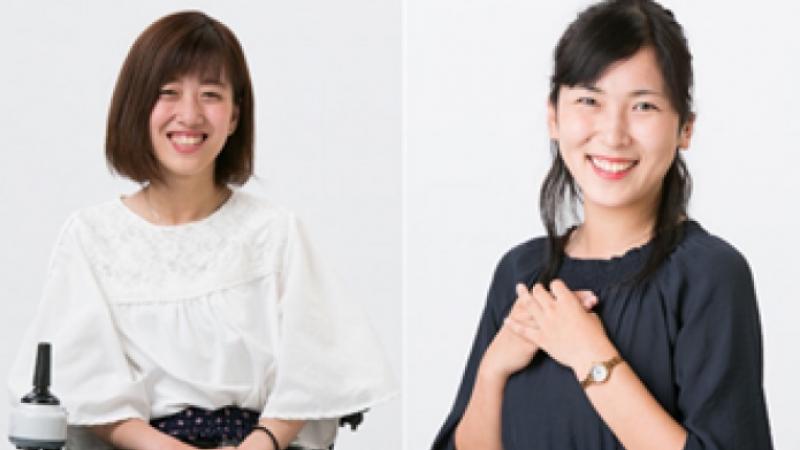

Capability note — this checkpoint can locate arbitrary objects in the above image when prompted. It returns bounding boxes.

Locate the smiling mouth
[167,132,208,145]
[587,155,638,179]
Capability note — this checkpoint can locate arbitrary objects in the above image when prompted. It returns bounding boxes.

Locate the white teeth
[171,134,204,145]
[590,157,636,173]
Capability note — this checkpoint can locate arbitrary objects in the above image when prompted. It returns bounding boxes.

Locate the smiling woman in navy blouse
[431,1,773,449]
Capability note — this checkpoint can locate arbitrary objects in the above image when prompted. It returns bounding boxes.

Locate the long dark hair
[538,0,693,286]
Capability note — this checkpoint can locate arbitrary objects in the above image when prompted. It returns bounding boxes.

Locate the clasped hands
[480,279,616,382]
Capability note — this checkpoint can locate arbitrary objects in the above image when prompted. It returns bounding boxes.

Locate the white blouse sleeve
[261,214,396,445]
[7,215,149,426]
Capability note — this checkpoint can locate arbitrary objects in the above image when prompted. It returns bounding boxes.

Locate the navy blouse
[432,220,773,450]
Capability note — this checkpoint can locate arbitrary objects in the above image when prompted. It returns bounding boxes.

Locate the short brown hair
[106,11,254,186]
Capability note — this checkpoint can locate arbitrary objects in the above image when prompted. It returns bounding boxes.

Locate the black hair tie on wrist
[252,425,280,450]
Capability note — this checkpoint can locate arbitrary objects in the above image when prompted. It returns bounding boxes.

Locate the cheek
[206,104,235,128]
[556,111,593,172]
[558,110,593,146]
[631,119,679,164]
[149,103,172,133]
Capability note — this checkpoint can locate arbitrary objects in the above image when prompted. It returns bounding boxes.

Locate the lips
[587,155,638,180]
[167,131,207,154]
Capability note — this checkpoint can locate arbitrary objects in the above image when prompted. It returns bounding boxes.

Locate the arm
[238,418,305,450]
[454,286,598,450]
[508,281,686,450]
[89,419,195,450]
[453,326,531,450]
[509,272,773,450]
[9,218,152,445]
[569,343,687,450]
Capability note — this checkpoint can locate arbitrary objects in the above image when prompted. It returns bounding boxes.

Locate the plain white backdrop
[406,1,799,450]
[0,1,400,449]
[2,1,800,449]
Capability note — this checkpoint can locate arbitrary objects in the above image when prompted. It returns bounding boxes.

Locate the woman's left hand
[504,279,618,378]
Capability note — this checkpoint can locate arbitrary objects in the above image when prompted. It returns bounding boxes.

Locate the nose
[599,107,631,149]
[175,94,204,127]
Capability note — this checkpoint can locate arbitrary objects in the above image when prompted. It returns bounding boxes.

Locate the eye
[576,96,598,107]
[633,102,660,112]
[158,88,178,98]
[201,90,224,100]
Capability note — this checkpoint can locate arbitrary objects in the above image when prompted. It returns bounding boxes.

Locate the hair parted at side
[105,11,254,186]
[538,0,694,286]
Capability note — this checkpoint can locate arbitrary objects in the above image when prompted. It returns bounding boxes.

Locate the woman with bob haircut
[9,11,395,450]
[432,1,773,449]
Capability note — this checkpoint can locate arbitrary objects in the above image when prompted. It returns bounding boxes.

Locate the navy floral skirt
[150,405,259,448]
[150,405,361,449]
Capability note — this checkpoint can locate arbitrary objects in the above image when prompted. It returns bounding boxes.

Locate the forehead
[161,56,232,86]
[585,46,666,94]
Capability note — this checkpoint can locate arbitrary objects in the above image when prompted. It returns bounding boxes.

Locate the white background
[2,1,799,450]
[406,1,800,450]
[0,1,401,449]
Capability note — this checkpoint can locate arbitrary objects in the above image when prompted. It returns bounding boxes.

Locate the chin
[580,189,639,211]
[160,162,216,180]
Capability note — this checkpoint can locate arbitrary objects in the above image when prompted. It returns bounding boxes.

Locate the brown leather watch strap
[580,355,623,389]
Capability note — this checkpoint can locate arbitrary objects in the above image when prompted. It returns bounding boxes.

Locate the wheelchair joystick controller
[8,343,68,449]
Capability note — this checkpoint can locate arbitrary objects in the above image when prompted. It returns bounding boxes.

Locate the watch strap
[580,355,623,389]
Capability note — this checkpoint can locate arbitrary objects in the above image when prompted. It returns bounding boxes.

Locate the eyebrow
[161,78,228,87]
[161,80,227,88]
[578,84,664,98]
[200,79,227,86]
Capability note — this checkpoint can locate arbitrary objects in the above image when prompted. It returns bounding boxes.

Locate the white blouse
[8,191,396,449]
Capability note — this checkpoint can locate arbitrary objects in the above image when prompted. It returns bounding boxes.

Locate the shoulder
[230,190,291,216]
[484,236,548,315]
[494,235,548,280]
[46,199,122,250]
[668,220,752,283]
[226,193,309,258]
[226,190,296,231]
[39,199,124,274]
[67,198,123,228]
[662,220,757,318]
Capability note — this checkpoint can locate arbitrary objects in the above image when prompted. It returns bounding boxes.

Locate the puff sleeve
[672,247,773,449]
[261,214,396,448]
[7,215,149,426]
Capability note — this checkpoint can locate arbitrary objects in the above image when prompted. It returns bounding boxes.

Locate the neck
[146,175,230,225]
[567,199,658,260]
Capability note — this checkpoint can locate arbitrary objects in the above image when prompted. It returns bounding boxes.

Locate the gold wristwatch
[580,356,623,389]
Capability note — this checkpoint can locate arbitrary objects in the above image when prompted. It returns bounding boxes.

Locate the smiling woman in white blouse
[8,11,395,450]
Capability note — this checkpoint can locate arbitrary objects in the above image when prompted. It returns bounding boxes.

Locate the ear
[228,105,240,136]
[547,100,559,141]
[678,112,695,150]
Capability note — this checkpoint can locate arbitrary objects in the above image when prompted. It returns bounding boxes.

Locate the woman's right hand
[454,286,599,450]
[478,285,598,381]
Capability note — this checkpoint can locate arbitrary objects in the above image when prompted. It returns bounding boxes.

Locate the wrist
[241,426,277,450]
[570,341,618,380]
[476,362,510,388]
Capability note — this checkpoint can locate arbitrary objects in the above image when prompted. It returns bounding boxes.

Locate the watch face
[591,364,609,382]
